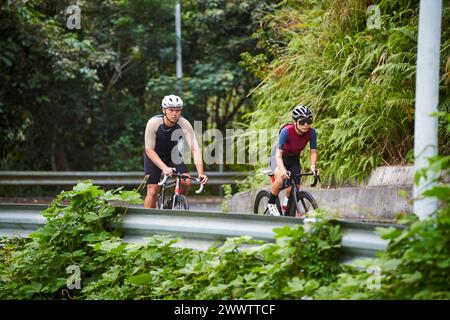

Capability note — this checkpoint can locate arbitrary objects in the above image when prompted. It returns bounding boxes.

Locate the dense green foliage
[0,181,144,298]
[0,181,342,299]
[241,0,450,185]
[0,0,276,171]
[316,121,450,299]
[1,130,449,299]
[0,0,170,171]
[1,0,449,300]
[2,0,448,186]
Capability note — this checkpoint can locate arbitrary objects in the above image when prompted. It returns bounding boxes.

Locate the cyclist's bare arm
[310,149,317,166]
[145,118,174,176]
[179,118,208,184]
[146,149,174,176]
[275,149,290,179]
[310,149,318,174]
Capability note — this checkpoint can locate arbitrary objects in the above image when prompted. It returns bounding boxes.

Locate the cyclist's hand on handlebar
[163,167,176,176]
[281,170,291,179]
[311,165,320,176]
[198,174,208,184]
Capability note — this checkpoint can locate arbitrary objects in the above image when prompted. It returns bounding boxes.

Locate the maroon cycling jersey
[278,124,317,156]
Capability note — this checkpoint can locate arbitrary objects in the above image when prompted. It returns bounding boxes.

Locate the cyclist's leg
[286,158,301,216]
[144,152,162,208]
[270,152,285,196]
[263,148,279,215]
[271,167,286,195]
[145,184,160,208]
[267,154,285,216]
[285,156,301,195]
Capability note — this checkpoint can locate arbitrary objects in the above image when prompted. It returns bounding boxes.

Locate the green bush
[0,182,342,299]
[313,114,450,299]
[314,151,450,299]
[240,0,450,186]
[1,134,449,299]
[0,181,143,299]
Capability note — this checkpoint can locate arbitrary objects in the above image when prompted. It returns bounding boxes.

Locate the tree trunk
[51,126,70,171]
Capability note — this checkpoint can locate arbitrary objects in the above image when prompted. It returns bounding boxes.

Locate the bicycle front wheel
[293,191,318,218]
[253,190,281,215]
[172,195,189,210]
[156,194,164,209]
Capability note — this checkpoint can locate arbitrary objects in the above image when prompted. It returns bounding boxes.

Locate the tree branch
[223,94,246,126]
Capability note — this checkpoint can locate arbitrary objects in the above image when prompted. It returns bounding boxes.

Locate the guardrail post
[413,0,442,220]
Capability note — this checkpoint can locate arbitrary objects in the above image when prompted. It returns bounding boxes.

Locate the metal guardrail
[0,171,248,186]
[0,204,391,263]
[337,220,391,264]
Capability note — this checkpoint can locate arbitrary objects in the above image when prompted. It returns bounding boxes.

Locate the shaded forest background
[0,0,277,172]
[1,0,449,186]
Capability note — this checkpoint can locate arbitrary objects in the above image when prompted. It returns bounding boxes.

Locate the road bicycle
[156,171,205,210]
[253,170,320,218]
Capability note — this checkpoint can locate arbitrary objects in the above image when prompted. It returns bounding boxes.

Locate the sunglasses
[165,108,182,112]
[297,118,312,126]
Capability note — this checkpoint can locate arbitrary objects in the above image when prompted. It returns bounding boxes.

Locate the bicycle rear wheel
[172,195,189,210]
[253,190,281,215]
[293,191,318,218]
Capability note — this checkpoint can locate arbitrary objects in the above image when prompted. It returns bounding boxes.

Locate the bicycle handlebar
[158,174,169,186]
[158,173,205,194]
[286,171,321,187]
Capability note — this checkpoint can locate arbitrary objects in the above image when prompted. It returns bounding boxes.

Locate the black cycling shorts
[270,148,301,185]
[144,152,189,184]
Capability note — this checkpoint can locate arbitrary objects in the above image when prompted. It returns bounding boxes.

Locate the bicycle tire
[289,191,318,218]
[253,190,281,215]
[172,195,189,210]
[156,194,164,209]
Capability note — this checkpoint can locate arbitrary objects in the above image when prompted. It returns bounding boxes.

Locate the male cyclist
[144,94,208,208]
[267,105,319,216]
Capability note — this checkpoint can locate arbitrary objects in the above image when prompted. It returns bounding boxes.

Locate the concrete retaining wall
[367,166,414,186]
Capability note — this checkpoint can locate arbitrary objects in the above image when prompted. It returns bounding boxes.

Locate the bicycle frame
[157,172,204,209]
[273,172,320,216]
[284,178,300,216]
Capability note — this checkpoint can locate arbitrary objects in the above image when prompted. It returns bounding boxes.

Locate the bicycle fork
[159,184,166,210]
[172,177,182,208]
[286,186,303,218]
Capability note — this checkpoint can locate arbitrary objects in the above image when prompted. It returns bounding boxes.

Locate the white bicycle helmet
[162,94,183,108]
[292,104,312,120]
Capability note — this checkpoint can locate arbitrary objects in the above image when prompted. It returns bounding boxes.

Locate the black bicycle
[156,172,205,210]
[253,170,320,218]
